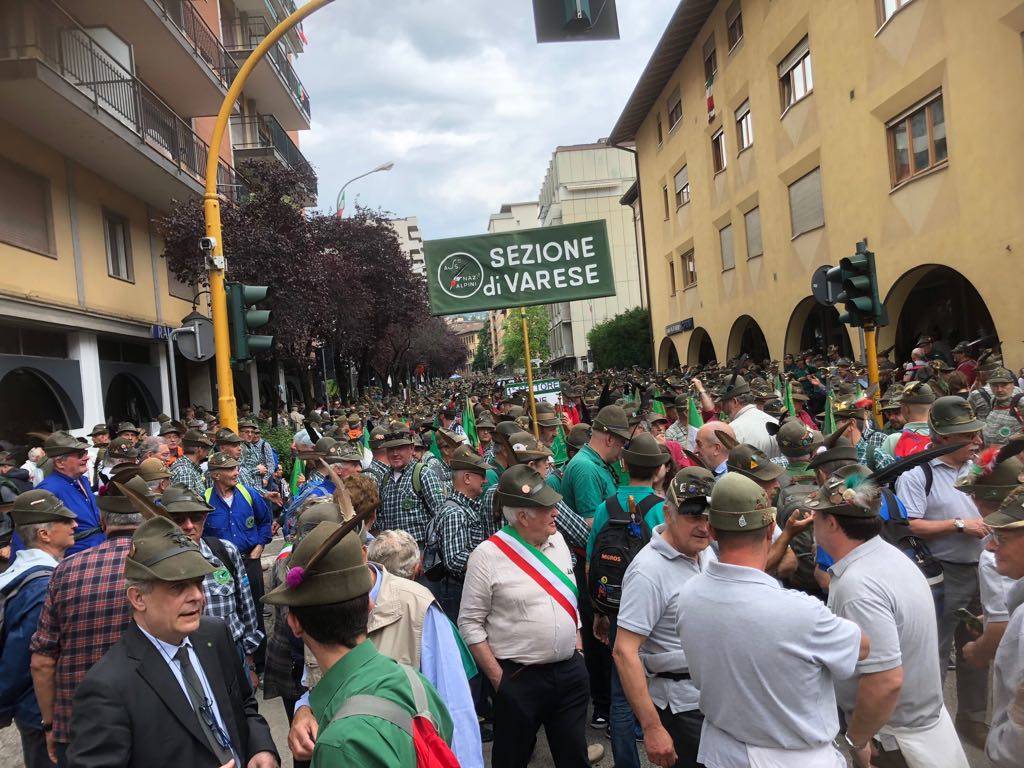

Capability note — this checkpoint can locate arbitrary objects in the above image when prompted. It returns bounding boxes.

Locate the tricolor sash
[488,526,579,623]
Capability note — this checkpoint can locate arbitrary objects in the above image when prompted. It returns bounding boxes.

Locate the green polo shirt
[310,640,454,768]
[483,460,507,491]
[785,461,815,484]
[546,469,563,495]
[561,444,619,519]
[586,485,663,559]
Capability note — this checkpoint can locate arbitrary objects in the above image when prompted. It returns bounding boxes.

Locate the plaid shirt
[240,442,263,487]
[481,443,497,464]
[29,534,134,743]
[170,455,206,497]
[199,538,263,654]
[425,492,487,578]
[428,459,454,496]
[364,459,389,487]
[479,484,590,555]
[859,427,896,471]
[376,461,446,543]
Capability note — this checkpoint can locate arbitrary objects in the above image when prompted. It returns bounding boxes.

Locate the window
[104,210,133,282]
[744,207,763,258]
[779,37,813,111]
[662,185,670,219]
[0,158,55,256]
[735,100,753,151]
[712,129,727,173]
[887,93,947,185]
[167,263,193,301]
[657,113,664,145]
[703,36,717,84]
[673,165,690,207]
[879,0,914,23]
[667,90,683,131]
[681,250,697,288]
[719,224,735,271]
[788,167,825,237]
[669,257,677,296]
[727,1,743,50]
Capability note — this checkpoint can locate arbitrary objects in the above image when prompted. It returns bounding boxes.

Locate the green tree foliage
[502,306,550,370]
[472,319,493,371]
[587,307,652,369]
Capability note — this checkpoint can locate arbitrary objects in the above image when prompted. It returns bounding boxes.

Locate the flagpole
[520,307,540,439]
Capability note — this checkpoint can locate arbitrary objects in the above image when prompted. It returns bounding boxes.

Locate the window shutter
[735,99,750,120]
[788,167,824,237]
[744,207,763,257]
[703,36,715,59]
[778,36,810,77]
[674,165,689,193]
[0,160,54,255]
[726,0,742,24]
[720,225,735,270]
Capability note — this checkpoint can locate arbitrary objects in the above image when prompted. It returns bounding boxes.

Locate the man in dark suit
[67,513,279,768]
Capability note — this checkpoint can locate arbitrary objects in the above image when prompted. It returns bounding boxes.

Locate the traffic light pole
[202,0,334,431]
[864,323,883,428]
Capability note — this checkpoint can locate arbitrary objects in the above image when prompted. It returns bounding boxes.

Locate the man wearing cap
[813,467,967,768]
[879,382,936,461]
[85,425,109,486]
[0,451,32,501]
[363,427,391,486]
[719,376,780,459]
[476,412,497,463]
[137,457,172,494]
[0,491,76,768]
[952,343,978,388]
[429,428,466,494]
[376,428,446,547]
[979,489,1024,767]
[159,421,184,466]
[676,473,868,766]
[459,465,592,768]
[664,396,697,451]
[267,520,455,768]
[613,468,716,768]
[977,367,1023,446]
[67,515,278,768]
[969,357,1022,421]
[895,396,989,744]
[29,476,150,764]
[171,430,213,498]
[115,422,140,444]
[238,419,268,491]
[483,421,520,491]
[36,432,103,555]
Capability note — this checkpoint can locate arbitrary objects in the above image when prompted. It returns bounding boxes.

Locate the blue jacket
[37,472,103,554]
[203,484,273,555]
[0,565,52,727]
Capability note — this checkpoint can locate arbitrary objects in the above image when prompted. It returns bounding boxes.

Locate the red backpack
[330,663,460,768]
[894,430,931,458]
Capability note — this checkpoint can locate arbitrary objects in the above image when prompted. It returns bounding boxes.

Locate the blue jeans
[609,621,641,768]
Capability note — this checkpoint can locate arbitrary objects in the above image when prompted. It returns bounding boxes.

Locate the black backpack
[776,479,823,597]
[877,488,945,615]
[588,494,659,615]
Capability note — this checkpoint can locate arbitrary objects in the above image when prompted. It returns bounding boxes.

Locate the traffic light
[225,282,273,364]
[532,0,619,42]
[835,241,887,328]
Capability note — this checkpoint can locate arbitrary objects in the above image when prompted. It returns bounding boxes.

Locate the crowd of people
[0,337,1023,768]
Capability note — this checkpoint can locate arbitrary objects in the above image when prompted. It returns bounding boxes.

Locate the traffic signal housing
[226,282,273,364]
[835,242,887,328]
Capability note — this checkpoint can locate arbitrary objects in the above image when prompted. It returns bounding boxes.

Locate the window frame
[719,223,735,272]
[735,99,753,152]
[703,36,717,85]
[668,256,677,296]
[886,91,947,187]
[0,157,57,258]
[681,250,697,289]
[778,37,813,113]
[726,1,744,51]
[662,185,671,220]
[656,113,664,146]
[103,209,134,283]
[877,0,915,27]
[673,165,691,208]
[788,167,825,239]
[667,90,683,132]
[711,129,727,174]
[744,206,763,259]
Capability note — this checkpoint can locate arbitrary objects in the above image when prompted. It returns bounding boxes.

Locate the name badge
[245,515,255,529]
[212,567,233,586]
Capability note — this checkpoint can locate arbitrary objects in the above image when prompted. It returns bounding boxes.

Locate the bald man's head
[696,421,733,470]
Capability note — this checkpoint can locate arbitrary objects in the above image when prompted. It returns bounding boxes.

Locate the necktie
[173,646,235,765]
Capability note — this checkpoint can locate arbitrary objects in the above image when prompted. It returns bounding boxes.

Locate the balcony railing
[154,0,238,89]
[224,15,310,120]
[0,0,238,201]
[231,113,315,182]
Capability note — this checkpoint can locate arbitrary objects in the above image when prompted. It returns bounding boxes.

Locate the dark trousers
[656,707,705,768]
[17,723,55,768]
[492,653,590,768]
[574,556,610,715]
[423,575,464,623]
[936,561,986,724]
[281,696,311,768]
[872,743,911,768]
[54,741,68,768]
[243,555,267,674]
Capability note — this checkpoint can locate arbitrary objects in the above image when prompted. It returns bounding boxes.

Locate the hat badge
[738,515,747,528]
[521,484,532,494]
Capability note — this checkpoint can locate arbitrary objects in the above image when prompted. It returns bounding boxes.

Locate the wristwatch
[954,518,966,534]
[840,732,866,751]
[41,721,53,733]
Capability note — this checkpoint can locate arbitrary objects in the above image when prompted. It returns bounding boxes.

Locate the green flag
[552,424,568,467]
[824,391,836,434]
[429,431,442,460]
[687,397,704,429]
[614,459,629,485]
[462,396,479,450]
[361,428,370,450]
[289,458,304,497]
[652,397,667,417]
[784,380,796,418]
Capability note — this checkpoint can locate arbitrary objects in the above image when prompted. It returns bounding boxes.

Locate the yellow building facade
[610,0,1024,370]
[0,0,313,441]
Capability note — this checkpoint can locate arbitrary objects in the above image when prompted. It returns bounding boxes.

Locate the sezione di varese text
[483,235,603,296]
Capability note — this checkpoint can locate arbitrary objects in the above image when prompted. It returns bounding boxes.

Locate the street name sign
[424,220,615,315]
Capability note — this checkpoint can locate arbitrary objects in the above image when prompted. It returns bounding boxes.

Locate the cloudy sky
[293,0,678,240]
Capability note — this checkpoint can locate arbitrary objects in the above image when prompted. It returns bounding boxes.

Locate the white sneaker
[587,743,605,764]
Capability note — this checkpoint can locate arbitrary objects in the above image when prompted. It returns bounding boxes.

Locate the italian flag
[490,526,578,623]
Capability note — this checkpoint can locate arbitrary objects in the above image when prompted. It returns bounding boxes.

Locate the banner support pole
[520,307,540,439]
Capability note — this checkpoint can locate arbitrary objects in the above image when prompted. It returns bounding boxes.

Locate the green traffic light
[226,281,274,363]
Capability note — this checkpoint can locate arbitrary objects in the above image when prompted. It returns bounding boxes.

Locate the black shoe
[590,712,609,729]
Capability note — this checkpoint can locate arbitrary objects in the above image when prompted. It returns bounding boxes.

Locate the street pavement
[0,534,994,767]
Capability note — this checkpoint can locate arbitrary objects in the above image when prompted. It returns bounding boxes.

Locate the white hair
[502,505,532,526]
[27,447,45,464]
[15,521,54,546]
[367,530,420,580]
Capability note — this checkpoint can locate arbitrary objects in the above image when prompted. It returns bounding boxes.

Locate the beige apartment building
[610,0,1024,370]
[540,141,645,371]
[389,216,426,276]
[486,201,540,371]
[0,0,314,443]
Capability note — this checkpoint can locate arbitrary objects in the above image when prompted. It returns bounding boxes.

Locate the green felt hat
[10,489,77,525]
[263,520,373,607]
[592,405,632,440]
[124,515,216,582]
[929,396,983,436]
[43,431,88,458]
[983,487,1024,530]
[622,432,671,468]
[707,473,776,531]
[449,445,489,475]
[495,464,561,509]
[805,465,880,518]
[509,432,553,462]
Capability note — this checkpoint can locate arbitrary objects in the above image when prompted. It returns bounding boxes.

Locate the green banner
[424,220,615,315]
